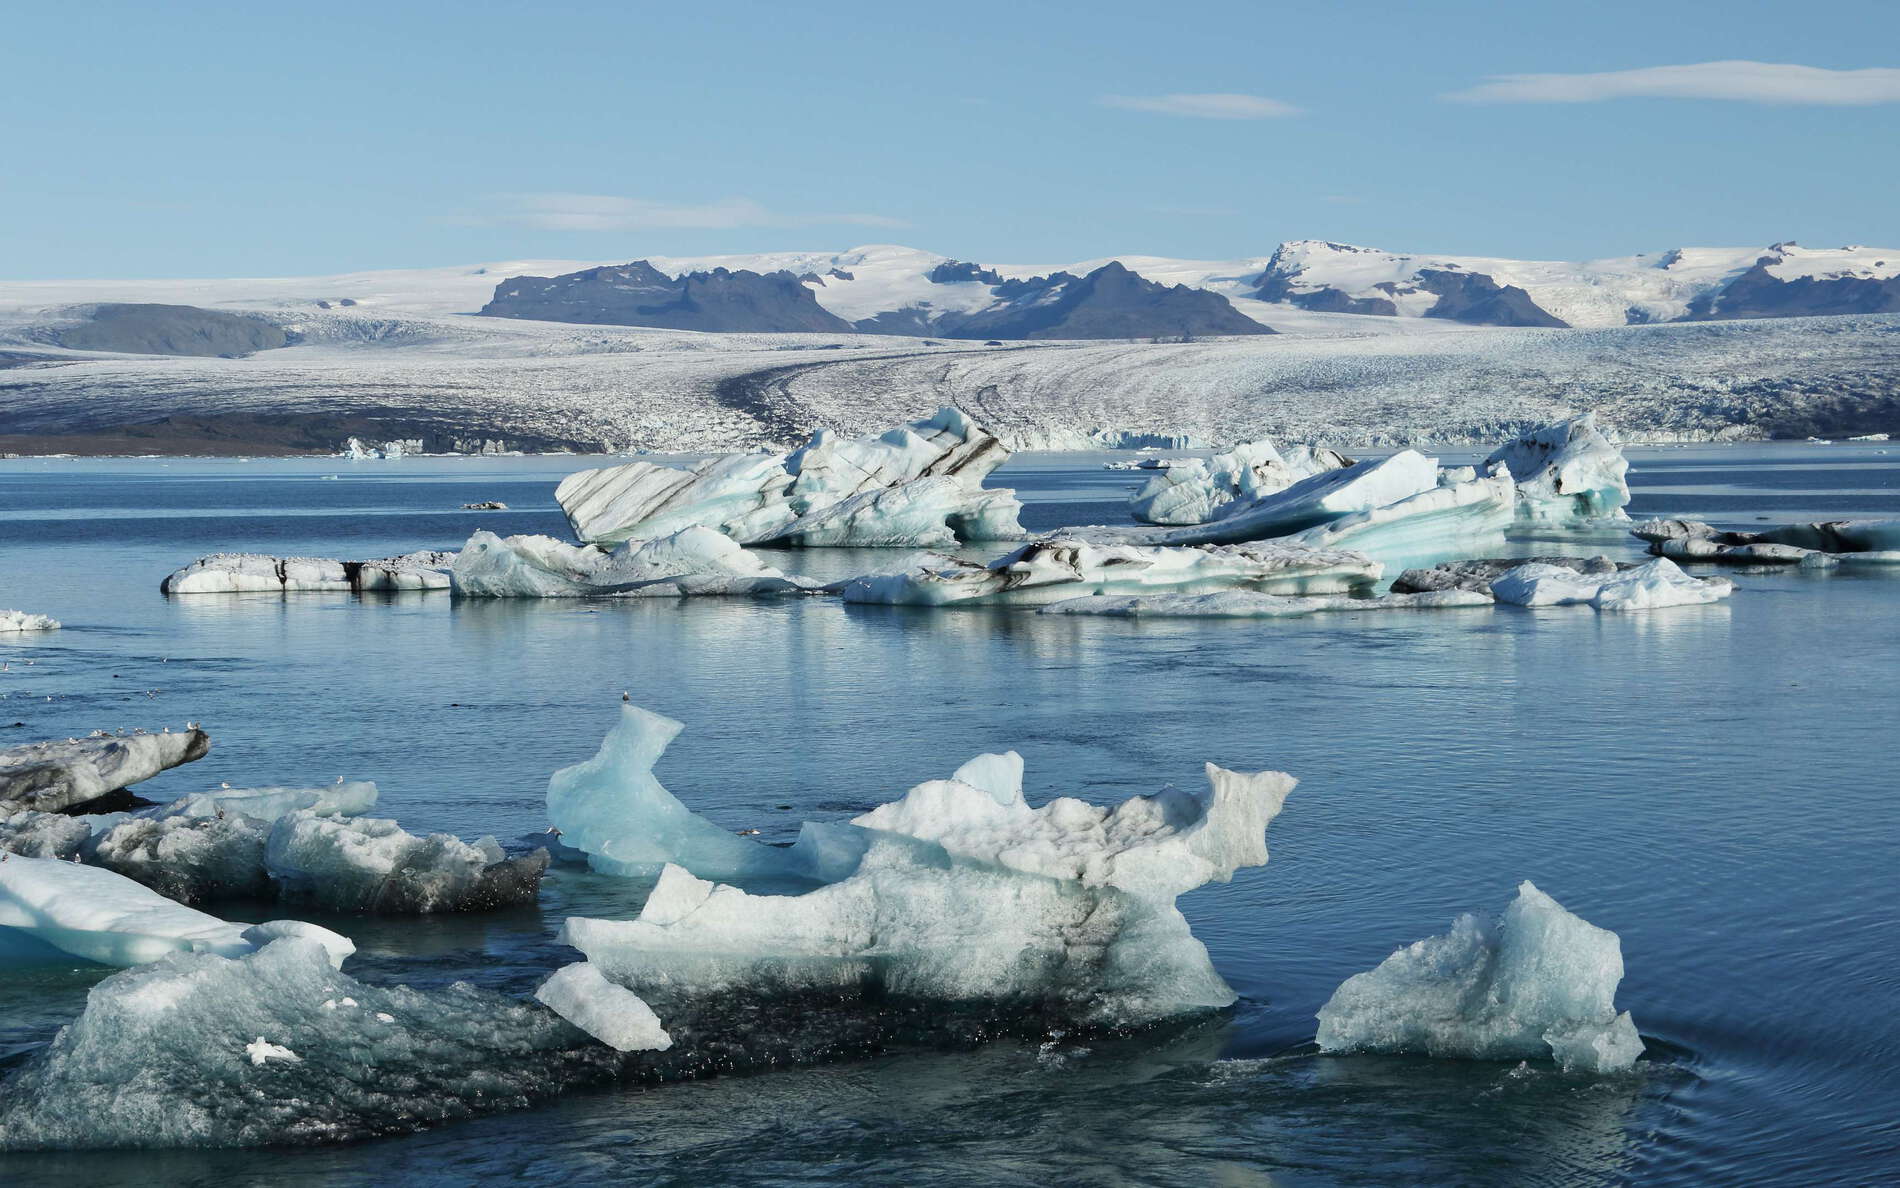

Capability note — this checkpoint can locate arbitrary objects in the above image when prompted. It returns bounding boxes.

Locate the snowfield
[2,253,1896,452]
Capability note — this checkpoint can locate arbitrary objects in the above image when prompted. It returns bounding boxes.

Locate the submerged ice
[1315,881,1642,1074]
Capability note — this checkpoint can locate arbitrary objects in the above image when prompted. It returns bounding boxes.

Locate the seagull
[622,691,631,702]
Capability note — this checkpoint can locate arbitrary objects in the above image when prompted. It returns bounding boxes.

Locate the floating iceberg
[556,407,1021,548]
[1631,517,1900,566]
[161,552,451,594]
[1129,440,1350,526]
[153,780,380,823]
[0,610,59,633]
[1391,556,1626,595]
[1315,881,1643,1074]
[0,936,597,1149]
[263,813,548,913]
[1038,589,1494,618]
[0,855,351,969]
[535,962,673,1053]
[450,529,815,598]
[1278,470,1517,560]
[1483,414,1631,522]
[551,705,1298,1028]
[0,726,210,814]
[838,538,1380,607]
[1490,557,1733,611]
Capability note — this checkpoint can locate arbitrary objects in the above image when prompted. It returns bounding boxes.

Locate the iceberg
[556,407,1021,547]
[1277,470,1517,560]
[1483,414,1631,522]
[1490,557,1733,611]
[1037,589,1494,618]
[449,529,816,598]
[838,538,1380,607]
[551,705,1298,1028]
[263,813,548,913]
[0,610,59,633]
[535,961,673,1053]
[1128,440,1350,526]
[0,855,351,969]
[0,726,210,814]
[1631,517,1900,566]
[0,937,595,1149]
[1315,881,1643,1074]
[152,779,380,822]
[161,552,450,594]
[1391,555,1626,594]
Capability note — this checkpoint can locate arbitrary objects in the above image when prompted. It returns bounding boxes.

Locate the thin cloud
[1100,93,1300,119]
[1446,60,1900,106]
[457,193,908,232]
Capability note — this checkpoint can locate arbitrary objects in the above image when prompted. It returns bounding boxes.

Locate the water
[1,444,1896,1185]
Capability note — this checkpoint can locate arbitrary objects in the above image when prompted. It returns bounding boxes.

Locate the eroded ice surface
[264,813,548,913]
[553,707,1298,1027]
[1491,557,1733,611]
[534,961,673,1053]
[0,610,59,633]
[1315,881,1643,1074]
[1483,414,1631,522]
[161,553,451,594]
[450,529,813,598]
[1128,440,1351,526]
[555,407,1020,547]
[838,538,1380,607]
[1634,517,1900,566]
[0,727,211,814]
[1279,471,1517,562]
[0,856,352,969]
[1039,589,1494,618]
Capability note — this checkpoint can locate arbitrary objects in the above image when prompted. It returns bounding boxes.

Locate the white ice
[449,528,814,598]
[0,610,60,633]
[160,553,449,594]
[1483,414,1631,522]
[1315,880,1643,1074]
[837,538,1380,607]
[534,961,673,1052]
[1038,588,1494,618]
[0,855,352,969]
[152,780,379,823]
[1128,439,1350,526]
[1,727,210,814]
[1490,557,1732,611]
[555,407,1021,547]
[1277,470,1517,562]
[264,811,546,913]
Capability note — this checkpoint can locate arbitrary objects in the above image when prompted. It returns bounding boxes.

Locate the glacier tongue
[1315,881,1643,1074]
[556,407,1021,548]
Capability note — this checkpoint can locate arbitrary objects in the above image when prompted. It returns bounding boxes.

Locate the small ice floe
[461,501,508,510]
[0,611,60,634]
[1489,557,1732,611]
[245,1037,300,1066]
[161,552,452,594]
[450,528,817,599]
[1316,881,1643,1074]
[1631,517,1900,567]
[0,725,211,814]
[535,961,672,1052]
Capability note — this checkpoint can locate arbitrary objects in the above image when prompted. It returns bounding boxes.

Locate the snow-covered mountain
[1253,240,1900,328]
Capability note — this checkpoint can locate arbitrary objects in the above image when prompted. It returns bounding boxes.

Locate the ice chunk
[1277,471,1517,561]
[557,407,1016,547]
[1491,558,1733,611]
[0,610,59,633]
[1392,555,1624,594]
[265,811,548,913]
[1483,414,1631,522]
[535,961,673,1052]
[90,810,273,903]
[1038,589,1494,618]
[1315,881,1643,1074]
[160,553,450,594]
[546,705,801,881]
[0,726,210,814]
[0,809,95,860]
[0,855,351,969]
[1633,517,1900,565]
[0,937,589,1149]
[555,709,1299,1027]
[838,538,1380,607]
[151,780,379,823]
[1129,440,1351,526]
[449,529,813,598]
[755,474,1024,548]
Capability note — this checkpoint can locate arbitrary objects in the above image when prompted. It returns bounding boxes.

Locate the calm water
[0,444,1896,1186]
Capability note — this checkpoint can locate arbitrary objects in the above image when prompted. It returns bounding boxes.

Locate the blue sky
[6,0,1897,278]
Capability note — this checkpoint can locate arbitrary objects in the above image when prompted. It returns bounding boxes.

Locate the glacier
[1315,881,1643,1074]
[1490,557,1733,611]
[837,538,1380,607]
[1128,439,1351,526]
[0,855,352,970]
[1482,413,1631,522]
[161,552,452,594]
[450,529,815,598]
[0,610,59,633]
[0,726,211,814]
[549,704,1297,1027]
[555,408,1024,548]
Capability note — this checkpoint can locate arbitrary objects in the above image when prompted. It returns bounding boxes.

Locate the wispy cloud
[1446,60,1900,106]
[456,193,908,232]
[1100,93,1299,119]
